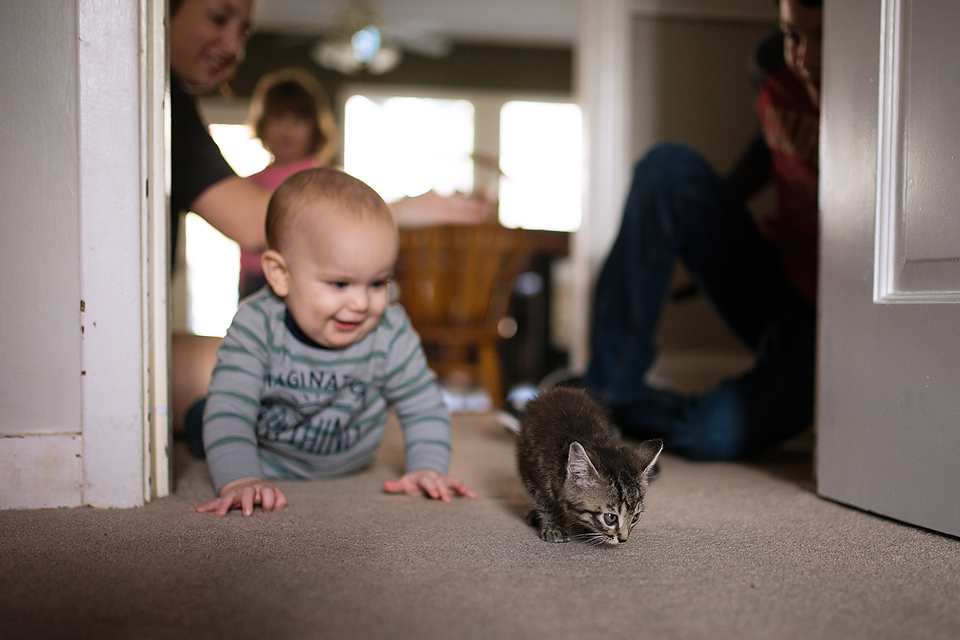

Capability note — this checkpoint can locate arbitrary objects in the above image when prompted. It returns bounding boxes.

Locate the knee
[633,143,712,185]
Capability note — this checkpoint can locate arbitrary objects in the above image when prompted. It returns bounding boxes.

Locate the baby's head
[261,167,398,349]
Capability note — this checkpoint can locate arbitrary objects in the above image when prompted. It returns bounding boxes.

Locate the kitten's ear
[566,442,602,487]
[637,439,664,479]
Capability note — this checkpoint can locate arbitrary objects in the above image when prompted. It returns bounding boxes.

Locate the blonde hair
[265,167,394,252]
[247,68,340,164]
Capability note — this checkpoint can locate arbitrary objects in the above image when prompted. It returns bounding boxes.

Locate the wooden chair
[394,222,525,406]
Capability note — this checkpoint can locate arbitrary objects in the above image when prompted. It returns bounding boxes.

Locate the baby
[197,167,476,516]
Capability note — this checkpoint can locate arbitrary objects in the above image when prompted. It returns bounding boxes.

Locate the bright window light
[343,95,474,202]
[186,124,271,336]
[184,212,240,336]
[208,124,272,176]
[499,101,582,231]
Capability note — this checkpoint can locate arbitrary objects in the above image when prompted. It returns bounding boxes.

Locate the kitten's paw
[525,509,541,527]
[539,526,570,543]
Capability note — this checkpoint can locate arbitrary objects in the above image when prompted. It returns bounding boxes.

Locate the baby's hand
[383,469,478,502]
[196,476,288,517]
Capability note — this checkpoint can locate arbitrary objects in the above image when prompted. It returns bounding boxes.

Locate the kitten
[516,387,662,545]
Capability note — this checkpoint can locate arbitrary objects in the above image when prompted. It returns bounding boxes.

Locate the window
[343,88,581,232]
[343,95,475,201]
[498,101,582,231]
[185,124,269,337]
[184,91,582,337]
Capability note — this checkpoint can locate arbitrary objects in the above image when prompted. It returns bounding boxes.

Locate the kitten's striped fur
[517,387,662,545]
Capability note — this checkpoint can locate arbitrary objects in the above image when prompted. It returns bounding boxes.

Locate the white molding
[874,0,904,303]
[142,0,171,499]
[78,0,148,507]
[874,0,960,304]
[572,0,632,371]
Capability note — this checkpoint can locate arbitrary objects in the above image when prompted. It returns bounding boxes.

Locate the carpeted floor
[2,413,959,640]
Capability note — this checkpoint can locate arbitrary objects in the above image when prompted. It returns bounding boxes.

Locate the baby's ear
[261,249,290,297]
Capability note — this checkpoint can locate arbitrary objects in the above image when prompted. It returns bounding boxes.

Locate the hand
[196,476,288,517]
[390,190,493,228]
[383,469,478,502]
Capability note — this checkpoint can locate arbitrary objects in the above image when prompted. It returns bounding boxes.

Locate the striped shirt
[203,287,451,492]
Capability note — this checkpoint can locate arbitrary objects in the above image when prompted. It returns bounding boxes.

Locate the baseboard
[0,434,83,509]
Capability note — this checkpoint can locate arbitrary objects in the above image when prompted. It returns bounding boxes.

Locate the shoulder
[379,304,414,335]
[230,288,284,335]
[169,75,204,134]
[369,305,422,359]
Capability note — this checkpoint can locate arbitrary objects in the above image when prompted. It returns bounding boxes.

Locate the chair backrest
[395,222,523,336]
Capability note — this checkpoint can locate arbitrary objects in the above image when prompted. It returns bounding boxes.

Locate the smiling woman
[167,0,275,436]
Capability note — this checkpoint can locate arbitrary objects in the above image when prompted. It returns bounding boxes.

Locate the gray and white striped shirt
[203,288,451,492]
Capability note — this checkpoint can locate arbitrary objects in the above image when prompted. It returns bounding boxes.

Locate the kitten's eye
[631,512,641,525]
[602,513,617,526]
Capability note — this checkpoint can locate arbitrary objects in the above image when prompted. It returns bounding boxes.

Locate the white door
[817,0,960,537]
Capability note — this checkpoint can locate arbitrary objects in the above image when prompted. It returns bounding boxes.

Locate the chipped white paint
[78,0,148,508]
[0,436,84,509]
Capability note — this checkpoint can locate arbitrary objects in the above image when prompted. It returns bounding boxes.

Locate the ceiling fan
[311,2,452,75]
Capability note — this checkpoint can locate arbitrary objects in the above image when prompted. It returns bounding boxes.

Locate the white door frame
[78,0,169,507]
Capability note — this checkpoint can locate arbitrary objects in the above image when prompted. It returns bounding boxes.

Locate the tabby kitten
[516,387,663,545]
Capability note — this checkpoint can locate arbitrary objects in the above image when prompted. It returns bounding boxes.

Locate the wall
[630,11,777,387]
[0,3,83,507]
[0,1,152,509]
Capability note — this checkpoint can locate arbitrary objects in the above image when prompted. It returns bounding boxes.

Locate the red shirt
[754,61,820,304]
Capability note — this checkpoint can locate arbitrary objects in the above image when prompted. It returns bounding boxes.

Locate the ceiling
[253,0,578,47]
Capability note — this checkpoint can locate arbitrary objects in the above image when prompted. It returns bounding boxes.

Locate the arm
[194,182,487,253]
[389,190,492,228]
[724,31,783,204]
[197,298,284,515]
[379,308,476,501]
[190,176,272,253]
[724,133,772,204]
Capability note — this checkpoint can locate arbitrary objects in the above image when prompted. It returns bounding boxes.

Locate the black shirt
[169,76,236,258]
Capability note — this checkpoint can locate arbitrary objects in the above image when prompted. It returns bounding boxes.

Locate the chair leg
[477,344,503,407]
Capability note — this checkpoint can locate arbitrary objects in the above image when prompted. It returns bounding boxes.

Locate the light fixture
[312,3,402,75]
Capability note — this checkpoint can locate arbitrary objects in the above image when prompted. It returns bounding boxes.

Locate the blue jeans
[584,144,815,460]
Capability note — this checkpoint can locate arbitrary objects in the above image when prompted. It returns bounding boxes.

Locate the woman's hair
[248,68,340,163]
[170,0,185,16]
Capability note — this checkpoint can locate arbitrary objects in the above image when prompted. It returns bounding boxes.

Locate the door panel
[817,0,960,537]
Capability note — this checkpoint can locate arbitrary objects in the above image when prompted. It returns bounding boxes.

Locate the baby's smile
[332,318,363,332]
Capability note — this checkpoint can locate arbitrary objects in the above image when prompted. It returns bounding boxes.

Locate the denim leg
[584,143,815,460]
[586,143,753,404]
[185,397,207,459]
[662,285,815,460]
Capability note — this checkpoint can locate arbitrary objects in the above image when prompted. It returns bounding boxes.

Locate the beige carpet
[2,413,959,640]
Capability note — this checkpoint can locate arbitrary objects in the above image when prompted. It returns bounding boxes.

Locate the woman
[168,0,490,434]
[238,68,338,298]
